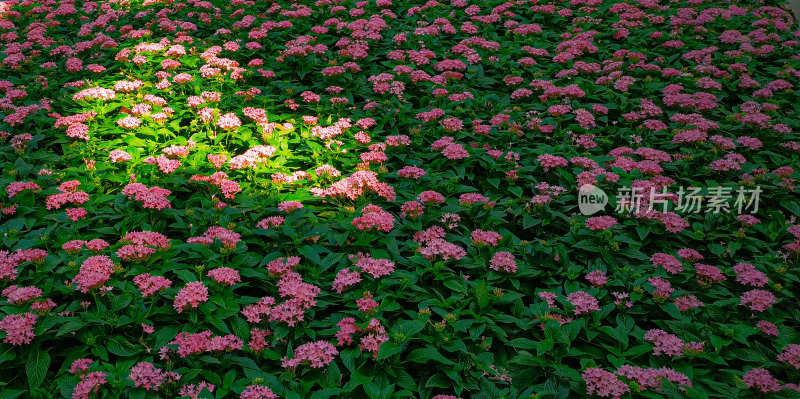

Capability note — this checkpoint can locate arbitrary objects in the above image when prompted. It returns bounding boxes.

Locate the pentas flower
[122,183,172,210]
[0,312,37,345]
[2,285,42,304]
[586,216,617,231]
[5,181,41,198]
[695,264,727,286]
[241,297,276,323]
[281,341,338,370]
[582,368,630,399]
[757,320,779,336]
[397,165,426,179]
[267,257,301,276]
[740,289,776,312]
[207,267,241,286]
[644,329,684,357]
[249,328,272,352]
[674,295,704,311]
[277,201,303,213]
[733,263,769,287]
[418,190,445,204]
[70,359,94,375]
[567,291,600,315]
[489,251,517,273]
[357,291,379,313]
[173,281,209,313]
[240,385,278,399]
[72,255,115,293]
[585,270,607,287]
[179,382,215,399]
[352,204,394,232]
[129,362,169,391]
[187,226,241,250]
[353,254,395,278]
[72,372,107,399]
[471,229,502,246]
[742,368,781,393]
[777,344,800,369]
[651,253,683,274]
[276,272,320,310]
[647,277,673,300]
[538,154,568,172]
[333,268,361,294]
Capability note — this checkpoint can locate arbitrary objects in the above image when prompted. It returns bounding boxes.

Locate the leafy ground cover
[1,0,800,397]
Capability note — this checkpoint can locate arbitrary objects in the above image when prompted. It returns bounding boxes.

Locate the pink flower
[757,320,779,336]
[651,253,683,274]
[207,267,241,286]
[740,289,776,312]
[355,254,395,278]
[173,282,209,313]
[333,268,362,293]
[70,359,94,375]
[489,251,517,273]
[733,263,768,287]
[582,368,630,399]
[471,229,502,246]
[240,385,278,399]
[216,113,242,130]
[72,372,107,399]
[72,256,115,293]
[644,329,683,357]
[281,341,338,370]
[673,295,704,311]
[278,201,303,213]
[352,204,394,232]
[567,291,600,315]
[586,216,617,231]
[585,270,607,287]
[129,362,167,391]
[647,277,673,300]
[356,291,379,313]
[743,368,781,393]
[778,344,800,369]
[538,154,568,172]
[0,312,37,345]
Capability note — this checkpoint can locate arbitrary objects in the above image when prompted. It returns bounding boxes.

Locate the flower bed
[1,0,800,397]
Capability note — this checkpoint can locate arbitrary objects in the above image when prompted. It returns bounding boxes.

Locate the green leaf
[26,348,50,390]
[474,280,490,309]
[405,347,454,365]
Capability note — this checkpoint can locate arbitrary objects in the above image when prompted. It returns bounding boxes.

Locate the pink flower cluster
[71,255,115,293]
[0,312,37,345]
[173,281,209,313]
[567,291,599,315]
[281,340,338,370]
[352,204,394,232]
[122,183,172,210]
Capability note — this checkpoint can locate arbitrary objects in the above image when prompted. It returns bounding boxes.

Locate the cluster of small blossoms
[352,253,395,278]
[122,183,172,210]
[489,251,517,273]
[352,204,394,232]
[281,340,338,370]
[133,273,172,297]
[228,145,276,169]
[173,281,209,313]
[567,291,600,315]
[71,255,115,293]
[186,226,241,250]
[0,312,37,345]
[207,267,241,286]
[167,331,243,358]
[128,362,181,391]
